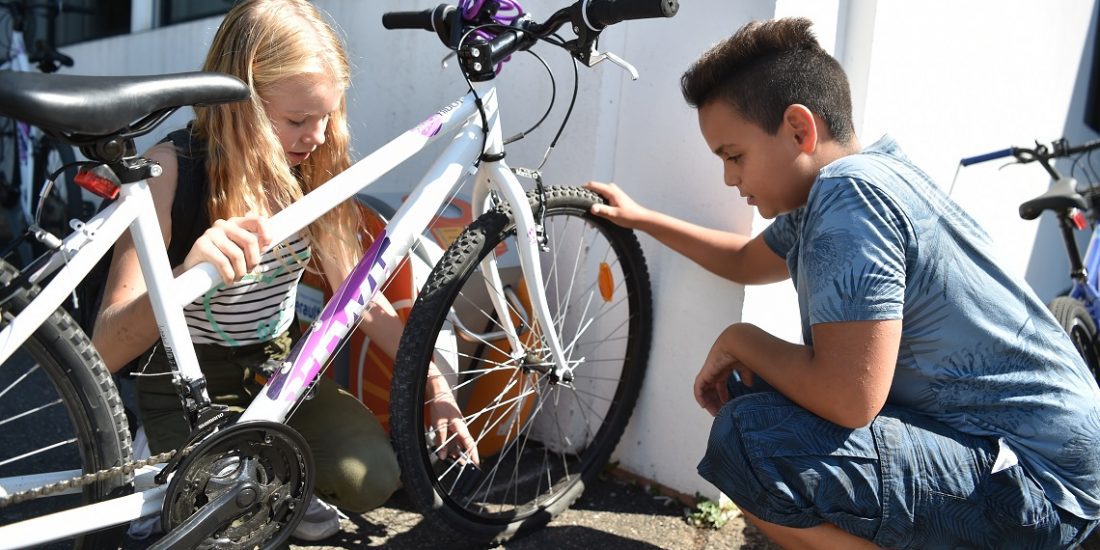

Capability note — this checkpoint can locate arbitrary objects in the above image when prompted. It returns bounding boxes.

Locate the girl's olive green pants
[135,332,400,513]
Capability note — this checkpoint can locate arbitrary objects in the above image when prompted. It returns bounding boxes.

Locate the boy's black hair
[681,17,855,144]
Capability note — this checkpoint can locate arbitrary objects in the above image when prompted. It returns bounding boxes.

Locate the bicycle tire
[391,186,652,543]
[1049,295,1100,385]
[0,259,132,549]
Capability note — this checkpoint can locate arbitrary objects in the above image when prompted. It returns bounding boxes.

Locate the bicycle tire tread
[0,260,132,549]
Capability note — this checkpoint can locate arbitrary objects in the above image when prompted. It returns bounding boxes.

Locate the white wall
[59,0,1100,500]
[857,1,1099,301]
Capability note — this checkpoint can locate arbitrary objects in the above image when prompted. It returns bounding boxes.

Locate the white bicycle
[0,0,675,547]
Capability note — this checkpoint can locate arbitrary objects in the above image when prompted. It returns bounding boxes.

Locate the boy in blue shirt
[588,17,1100,548]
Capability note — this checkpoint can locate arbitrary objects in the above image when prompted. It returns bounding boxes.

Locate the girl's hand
[182,214,272,284]
[584,181,651,230]
[426,365,480,467]
[694,326,754,416]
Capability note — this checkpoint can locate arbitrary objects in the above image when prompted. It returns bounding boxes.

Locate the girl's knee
[318,448,401,513]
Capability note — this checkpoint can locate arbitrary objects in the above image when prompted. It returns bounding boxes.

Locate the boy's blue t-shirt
[762,135,1100,519]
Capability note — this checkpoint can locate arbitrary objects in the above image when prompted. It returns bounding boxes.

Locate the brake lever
[566,32,639,80]
[588,48,638,80]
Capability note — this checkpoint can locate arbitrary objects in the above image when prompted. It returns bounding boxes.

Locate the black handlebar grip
[585,0,679,28]
[382,9,435,31]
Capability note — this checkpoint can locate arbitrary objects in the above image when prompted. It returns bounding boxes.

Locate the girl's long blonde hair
[193,0,361,272]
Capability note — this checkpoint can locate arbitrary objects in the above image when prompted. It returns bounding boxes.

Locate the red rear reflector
[74,169,119,200]
[1072,209,1088,230]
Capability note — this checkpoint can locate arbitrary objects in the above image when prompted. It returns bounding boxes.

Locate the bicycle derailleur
[149,421,314,550]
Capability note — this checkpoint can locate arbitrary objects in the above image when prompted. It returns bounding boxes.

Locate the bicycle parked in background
[0,0,91,270]
[0,0,674,547]
[962,138,1100,386]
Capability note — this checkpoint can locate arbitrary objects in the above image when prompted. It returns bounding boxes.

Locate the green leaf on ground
[685,496,738,530]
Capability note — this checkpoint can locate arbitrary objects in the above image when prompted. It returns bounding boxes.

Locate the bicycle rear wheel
[391,186,652,542]
[1049,296,1100,385]
[0,259,132,548]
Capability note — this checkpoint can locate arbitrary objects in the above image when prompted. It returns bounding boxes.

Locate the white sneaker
[291,495,342,541]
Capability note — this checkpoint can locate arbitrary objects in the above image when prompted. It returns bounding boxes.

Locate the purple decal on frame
[266,233,391,400]
[416,114,443,138]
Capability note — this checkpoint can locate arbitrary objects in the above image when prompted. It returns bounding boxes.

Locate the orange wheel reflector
[598,262,614,303]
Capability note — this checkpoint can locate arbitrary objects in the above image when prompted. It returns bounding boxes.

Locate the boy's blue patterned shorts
[697,378,1098,549]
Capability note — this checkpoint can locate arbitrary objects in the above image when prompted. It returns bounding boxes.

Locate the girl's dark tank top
[161,126,211,268]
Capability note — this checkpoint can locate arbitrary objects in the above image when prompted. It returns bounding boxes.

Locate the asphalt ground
[122,471,781,550]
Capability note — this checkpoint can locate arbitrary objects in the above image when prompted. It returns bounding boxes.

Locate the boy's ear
[782,104,817,154]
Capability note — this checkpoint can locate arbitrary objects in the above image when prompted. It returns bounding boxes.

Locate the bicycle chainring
[161,421,313,550]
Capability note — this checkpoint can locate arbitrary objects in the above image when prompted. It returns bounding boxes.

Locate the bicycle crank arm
[149,480,260,550]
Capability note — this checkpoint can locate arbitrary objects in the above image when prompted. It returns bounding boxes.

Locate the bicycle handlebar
[961,138,1100,180]
[381,6,442,32]
[382,0,678,79]
[585,0,678,28]
[959,148,1014,167]
[383,0,678,32]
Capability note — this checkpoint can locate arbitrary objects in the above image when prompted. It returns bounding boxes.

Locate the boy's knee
[698,392,882,537]
[698,393,813,526]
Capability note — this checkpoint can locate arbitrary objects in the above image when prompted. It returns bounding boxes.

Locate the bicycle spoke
[0,397,62,428]
[0,437,76,468]
[0,363,38,400]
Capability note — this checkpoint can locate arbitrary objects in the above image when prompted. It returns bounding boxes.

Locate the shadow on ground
[285,473,778,550]
[124,472,777,550]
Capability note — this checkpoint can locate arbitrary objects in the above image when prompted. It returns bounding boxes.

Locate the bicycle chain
[1,439,299,547]
[0,447,185,508]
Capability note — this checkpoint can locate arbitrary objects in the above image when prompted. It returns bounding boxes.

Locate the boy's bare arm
[585,182,788,285]
[694,319,900,429]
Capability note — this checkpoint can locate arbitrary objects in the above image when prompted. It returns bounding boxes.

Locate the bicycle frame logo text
[415,100,462,138]
[265,234,392,400]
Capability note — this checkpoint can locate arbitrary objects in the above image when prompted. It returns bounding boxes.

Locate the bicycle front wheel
[391,186,652,542]
[1049,295,1100,385]
[0,259,132,548]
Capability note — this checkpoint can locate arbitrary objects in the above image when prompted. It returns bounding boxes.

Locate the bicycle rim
[391,187,652,542]
[0,260,131,549]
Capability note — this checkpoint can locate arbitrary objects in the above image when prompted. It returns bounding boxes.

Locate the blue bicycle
[962,138,1100,385]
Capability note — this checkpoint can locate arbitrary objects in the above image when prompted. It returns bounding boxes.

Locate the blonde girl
[93,0,473,540]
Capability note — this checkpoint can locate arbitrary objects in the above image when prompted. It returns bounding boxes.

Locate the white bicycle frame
[0,78,572,547]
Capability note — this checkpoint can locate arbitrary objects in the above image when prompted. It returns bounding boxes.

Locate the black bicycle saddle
[0,71,249,136]
[1018,177,1088,220]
